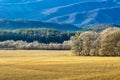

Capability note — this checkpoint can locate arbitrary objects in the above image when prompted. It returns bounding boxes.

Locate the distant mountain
[48,6,120,27]
[0,19,79,31]
[0,0,103,20]
[85,24,120,31]
[0,0,120,29]
[44,1,119,20]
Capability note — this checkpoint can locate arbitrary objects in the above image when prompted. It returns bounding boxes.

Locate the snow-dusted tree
[71,32,82,55]
[99,27,120,56]
[62,41,71,50]
[71,27,120,56]
[79,31,99,56]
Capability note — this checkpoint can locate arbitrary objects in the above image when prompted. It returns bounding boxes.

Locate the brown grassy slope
[0,50,120,80]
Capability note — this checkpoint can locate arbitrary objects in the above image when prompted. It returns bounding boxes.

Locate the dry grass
[0,50,120,80]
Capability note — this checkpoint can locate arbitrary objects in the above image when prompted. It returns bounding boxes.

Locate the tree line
[0,40,70,50]
[71,27,120,56]
[0,28,75,43]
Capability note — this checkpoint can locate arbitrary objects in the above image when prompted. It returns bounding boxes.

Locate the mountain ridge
[0,0,120,29]
[47,6,120,27]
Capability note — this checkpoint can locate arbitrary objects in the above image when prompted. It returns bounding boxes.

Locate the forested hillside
[0,19,79,31]
[0,19,120,31]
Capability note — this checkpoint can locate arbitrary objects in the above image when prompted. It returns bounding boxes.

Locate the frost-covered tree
[71,32,82,55]
[0,40,71,50]
[99,27,120,56]
[71,27,120,56]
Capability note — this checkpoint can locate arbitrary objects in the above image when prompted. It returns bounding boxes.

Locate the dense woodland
[0,28,75,43]
[71,27,120,56]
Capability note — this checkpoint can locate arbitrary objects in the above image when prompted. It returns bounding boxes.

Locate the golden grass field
[0,50,120,80]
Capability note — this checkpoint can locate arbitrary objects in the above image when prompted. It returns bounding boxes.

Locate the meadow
[0,50,120,80]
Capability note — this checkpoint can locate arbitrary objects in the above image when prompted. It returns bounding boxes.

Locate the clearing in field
[0,50,120,80]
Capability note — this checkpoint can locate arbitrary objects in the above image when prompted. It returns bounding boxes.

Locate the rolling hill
[0,19,79,31]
